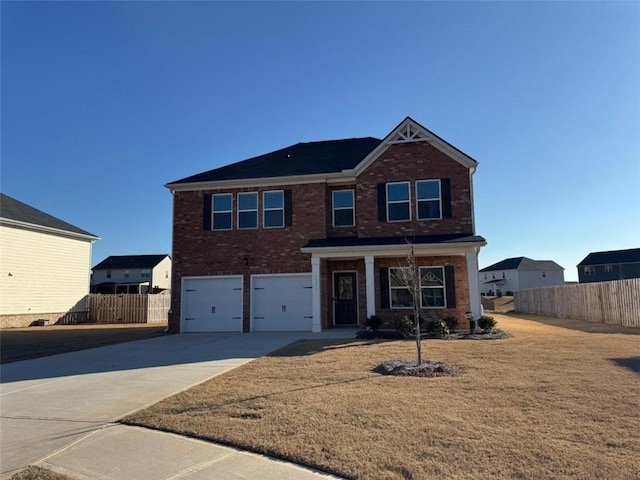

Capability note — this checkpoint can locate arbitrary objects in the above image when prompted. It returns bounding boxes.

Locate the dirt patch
[373,359,461,377]
[0,324,167,363]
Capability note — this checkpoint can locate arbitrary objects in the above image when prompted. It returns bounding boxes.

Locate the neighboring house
[479,257,564,295]
[165,117,486,333]
[0,193,99,328]
[91,254,172,293]
[577,248,640,283]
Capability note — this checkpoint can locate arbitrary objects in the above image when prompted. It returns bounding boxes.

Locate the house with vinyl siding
[0,193,98,328]
[166,117,486,333]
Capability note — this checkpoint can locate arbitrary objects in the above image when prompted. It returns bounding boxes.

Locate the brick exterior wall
[169,140,476,332]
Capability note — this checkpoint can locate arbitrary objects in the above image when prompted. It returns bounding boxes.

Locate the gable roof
[577,248,640,267]
[480,257,564,272]
[0,193,98,239]
[170,137,382,185]
[166,117,478,190]
[92,254,170,271]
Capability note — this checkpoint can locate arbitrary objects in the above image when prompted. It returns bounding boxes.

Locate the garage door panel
[252,274,312,332]
[183,277,242,332]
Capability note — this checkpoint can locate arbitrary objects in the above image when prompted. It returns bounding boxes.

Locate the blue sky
[2,1,639,281]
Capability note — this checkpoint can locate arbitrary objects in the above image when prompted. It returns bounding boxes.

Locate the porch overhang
[301,234,486,259]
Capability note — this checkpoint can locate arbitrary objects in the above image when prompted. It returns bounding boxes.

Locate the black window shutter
[445,265,456,308]
[441,178,452,219]
[379,267,390,309]
[203,194,212,230]
[377,183,387,222]
[284,190,293,227]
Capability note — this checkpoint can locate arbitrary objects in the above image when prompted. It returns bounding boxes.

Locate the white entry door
[182,276,243,332]
[251,274,313,331]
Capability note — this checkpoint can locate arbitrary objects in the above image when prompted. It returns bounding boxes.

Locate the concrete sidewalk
[0,330,355,479]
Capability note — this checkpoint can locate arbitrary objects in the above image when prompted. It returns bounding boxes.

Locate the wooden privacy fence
[88,293,170,324]
[514,278,640,327]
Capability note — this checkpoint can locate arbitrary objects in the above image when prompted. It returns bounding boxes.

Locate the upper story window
[604,264,613,273]
[332,190,355,227]
[238,192,258,229]
[584,266,595,276]
[106,270,111,279]
[386,182,411,222]
[416,180,441,220]
[124,270,130,278]
[263,191,284,228]
[212,194,233,230]
[141,269,151,279]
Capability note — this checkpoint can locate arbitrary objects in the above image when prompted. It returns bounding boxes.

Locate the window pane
[422,288,445,307]
[390,268,409,287]
[420,267,444,287]
[213,194,232,212]
[388,202,410,221]
[264,209,284,227]
[333,190,353,209]
[338,277,354,300]
[238,211,257,229]
[334,208,354,227]
[387,183,409,202]
[213,212,232,230]
[391,289,414,308]
[238,192,257,210]
[264,191,284,209]
[418,200,441,219]
[417,180,440,200]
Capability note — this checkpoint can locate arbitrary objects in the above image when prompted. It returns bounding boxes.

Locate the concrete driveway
[0,331,353,479]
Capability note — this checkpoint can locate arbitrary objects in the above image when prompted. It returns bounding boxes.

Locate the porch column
[365,255,376,318]
[311,256,321,332]
[466,250,482,320]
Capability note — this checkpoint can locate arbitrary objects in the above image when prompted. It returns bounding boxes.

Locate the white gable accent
[352,117,478,176]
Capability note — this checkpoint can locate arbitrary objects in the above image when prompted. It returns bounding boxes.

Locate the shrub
[396,315,415,336]
[478,315,497,332]
[469,319,476,334]
[424,318,447,336]
[366,315,383,331]
[442,316,458,333]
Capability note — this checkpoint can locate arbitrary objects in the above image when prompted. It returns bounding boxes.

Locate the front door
[333,272,358,326]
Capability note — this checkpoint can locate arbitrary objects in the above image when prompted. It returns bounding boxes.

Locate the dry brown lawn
[124,314,640,480]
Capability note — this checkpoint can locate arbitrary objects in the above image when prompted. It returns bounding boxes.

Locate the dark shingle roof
[577,248,640,267]
[303,234,486,249]
[169,137,382,184]
[92,254,170,270]
[481,257,564,272]
[0,193,97,238]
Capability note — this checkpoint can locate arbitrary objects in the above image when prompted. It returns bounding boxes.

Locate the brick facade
[169,130,481,333]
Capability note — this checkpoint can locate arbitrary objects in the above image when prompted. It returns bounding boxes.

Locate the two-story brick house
[166,117,486,333]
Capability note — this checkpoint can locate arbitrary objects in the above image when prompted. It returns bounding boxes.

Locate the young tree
[395,241,423,364]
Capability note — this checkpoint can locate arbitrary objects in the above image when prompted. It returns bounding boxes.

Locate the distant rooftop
[577,248,640,267]
[93,254,170,270]
[480,257,564,272]
[0,193,97,239]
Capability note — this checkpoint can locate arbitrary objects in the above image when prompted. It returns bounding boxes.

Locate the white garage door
[252,274,313,331]
[182,276,243,332]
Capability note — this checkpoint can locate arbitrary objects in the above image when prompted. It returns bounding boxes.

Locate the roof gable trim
[0,217,99,241]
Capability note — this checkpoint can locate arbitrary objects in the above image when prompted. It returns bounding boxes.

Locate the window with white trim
[389,267,413,308]
[332,190,355,227]
[416,180,441,220]
[386,182,410,222]
[106,270,111,279]
[420,267,445,308]
[124,270,130,278]
[141,269,151,279]
[238,192,258,229]
[263,191,284,228]
[584,266,595,276]
[212,194,232,230]
[604,264,612,273]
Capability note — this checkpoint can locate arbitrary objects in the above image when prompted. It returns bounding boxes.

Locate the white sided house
[91,254,172,294]
[0,193,99,328]
[479,257,564,295]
